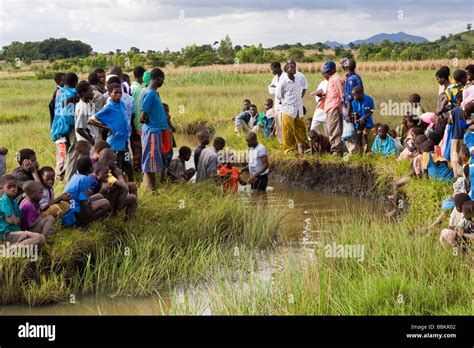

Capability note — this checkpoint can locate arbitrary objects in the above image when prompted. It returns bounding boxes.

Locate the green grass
[0,184,283,305]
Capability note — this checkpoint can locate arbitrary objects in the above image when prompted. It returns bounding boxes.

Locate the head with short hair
[54,72,65,86]
[465,64,474,82]
[133,66,146,81]
[377,124,390,139]
[454,193,471,213]
[243,99,251,111]
[94,68,106,86]
[245,131,258,148]
[249,104,258,116]
[453,69,467,85]
[464,101,474,118]
[407,115,420,128]
[123,73,131,86]
[388,129,397,139]
[88,72,100,86]
[150,68,165,88]
[23,180,43,201]
[98,148,117,170]
[213,137,226,151]
[264,99,274,111]
[420,139,435,153]
[64,72,79,88]
[409,93,421,104]
[308,129,320,142]
[284,62,296,75]
[93,162,109,183]
[76,156,93,175]
[38,166,55,189]
[107,82,122,102]
[270,62,282,75]
[17,148,38,170]
[460,144,470,165]
[0,174,17,198]
[178,146,192,161]
[351,86,364,101]
[414,134,427,152]
[435,68,450,85]
[75,140,92,157]
[94,140,110,155]
[197,130,210,146]
[76,80,93,101]
[108,66,123,80]
[427,131,442,146]
[348,59,356,71]
[462,200,474,220]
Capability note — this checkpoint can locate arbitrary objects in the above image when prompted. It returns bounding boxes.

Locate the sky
[1,0,473,52]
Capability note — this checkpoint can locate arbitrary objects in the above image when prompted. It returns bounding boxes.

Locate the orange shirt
[324,73,344,114]
[218,166,240,193]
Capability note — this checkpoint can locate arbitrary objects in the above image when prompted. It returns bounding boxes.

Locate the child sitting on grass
[0,175,45,248]
[371,124,398,157]
[421,140,453,182]
[20,181,56,237]
[88,162,111,195]
[388,130,404,155]
[12,148,40,201]
[307,130,331,155]
[38,166,71,219]
[167,146,196,182]
[439,193,471,248]
[62,156,111,230]
[98,149,137,220]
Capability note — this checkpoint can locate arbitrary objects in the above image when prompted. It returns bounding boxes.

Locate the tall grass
[0,184,283,305]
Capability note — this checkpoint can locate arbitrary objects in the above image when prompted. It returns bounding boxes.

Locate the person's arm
[77,128,95,145]
[88,117,111,133]
[206,155,219,179]
[139,90,153,124]
[239,165,249,174]
[168,120,177,133]
[248,155,269,183]
[437,97,450,115]
[167,160,183,181]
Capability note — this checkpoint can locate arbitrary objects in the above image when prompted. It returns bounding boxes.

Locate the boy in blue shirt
[89,82,134,182]
[0,175,45,248]
[351,86,375,154]
[51,72,79,182]
[139,68,168,191]
[62,156,110,230]
[342,59,363,120]
[371,124,398,157]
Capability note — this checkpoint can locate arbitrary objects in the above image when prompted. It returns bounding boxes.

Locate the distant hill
[324,32,429,48]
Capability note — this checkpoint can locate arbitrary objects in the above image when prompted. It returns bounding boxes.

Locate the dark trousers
[251,174,268,192]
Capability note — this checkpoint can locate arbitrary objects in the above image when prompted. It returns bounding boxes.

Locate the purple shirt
[20,198,41,230]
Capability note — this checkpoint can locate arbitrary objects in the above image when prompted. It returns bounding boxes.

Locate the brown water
[1,134,379,315]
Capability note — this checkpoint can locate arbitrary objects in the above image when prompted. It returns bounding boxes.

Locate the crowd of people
[1,58,474,253]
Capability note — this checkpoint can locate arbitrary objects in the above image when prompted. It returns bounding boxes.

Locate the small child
[388,130,404,154]
[62,156,111,230]
[438,70,468,115]
[38,166,71,219]
[98,149,137,220]
[371,124,398,157]
[0,175,45,248]
[456,200,474,245]
[420,140,454,182]
[161,103,176,182]
[351,86,375,153]
[0,147,7,176]
[167,146,196,182]
[263,99,275,139]
[194,130,210,169]
[439,193,471,248]
[20,181,56,236]
[92,140,110,165]
[11,148,40,201]
[308,130,331,155]
[218,162,242,193]
[75,81,99,147]
[88,162,110,195]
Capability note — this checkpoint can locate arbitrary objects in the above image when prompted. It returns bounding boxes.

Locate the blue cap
[322,61,336,73]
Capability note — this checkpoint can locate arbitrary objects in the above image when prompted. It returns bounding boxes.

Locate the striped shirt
[276,73,304,118]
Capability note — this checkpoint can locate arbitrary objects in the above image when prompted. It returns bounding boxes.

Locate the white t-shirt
[313,80,328,122]
[248,143,269,176]
[449,208,464,228]
[269,74,283,113]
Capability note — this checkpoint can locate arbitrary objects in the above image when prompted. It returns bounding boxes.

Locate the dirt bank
[270,158,381,199]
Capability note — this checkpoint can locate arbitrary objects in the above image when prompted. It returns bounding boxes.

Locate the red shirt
[219,166,240,193]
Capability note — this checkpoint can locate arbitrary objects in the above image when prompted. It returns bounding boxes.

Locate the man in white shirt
[268,62,284,144]
[287,59,308,97]
[276,62,308,154]
[241,132,269,192]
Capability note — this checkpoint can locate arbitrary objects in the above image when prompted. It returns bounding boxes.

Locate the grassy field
[0,68,472,314]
